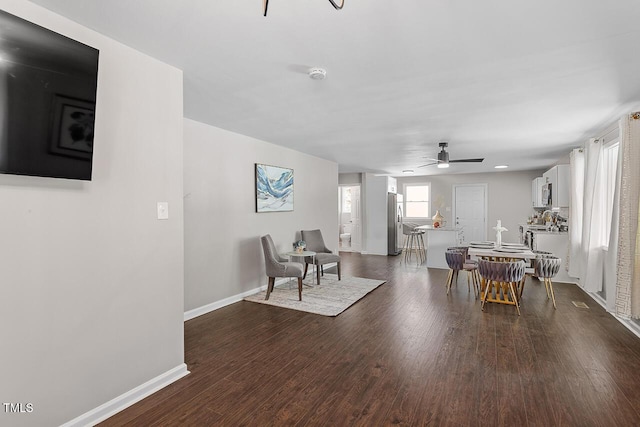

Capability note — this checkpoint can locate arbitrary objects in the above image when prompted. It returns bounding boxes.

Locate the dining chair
[260,234,304,301]
[300,229,341,285]
[478,258,526,315]
[447,246,473,262]
[534,255,562,309]
[520,250,554,298]
[445,249,480,297]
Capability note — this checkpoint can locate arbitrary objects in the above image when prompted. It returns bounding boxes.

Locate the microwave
[541,182,552,206]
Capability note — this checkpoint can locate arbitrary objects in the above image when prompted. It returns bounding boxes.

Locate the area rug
[243,274,386,316]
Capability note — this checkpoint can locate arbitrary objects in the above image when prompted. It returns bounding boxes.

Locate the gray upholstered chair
[445,249,479,297]
[522,250,554,296]
[534,255,562,309]
[300,229,341,285]
[260,234,304,301]
[478,259,526,315]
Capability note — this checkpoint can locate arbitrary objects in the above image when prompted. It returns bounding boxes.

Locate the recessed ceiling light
[402,169,414,174]
[494,165,508,169]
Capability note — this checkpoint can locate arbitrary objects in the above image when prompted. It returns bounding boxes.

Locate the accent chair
[260,234,304,301]
[300,229,341,285]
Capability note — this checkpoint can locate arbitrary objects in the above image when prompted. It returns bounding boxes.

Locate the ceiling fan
[263,0,345,16]
[417,142,484,169]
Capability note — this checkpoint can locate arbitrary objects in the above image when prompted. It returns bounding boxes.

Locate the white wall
[184,119,339,312]
[0,2,185,426]
[338,173,362,185]
[397,170,544,243]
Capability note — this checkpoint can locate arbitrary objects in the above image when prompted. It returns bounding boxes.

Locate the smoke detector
[308,67,327,80]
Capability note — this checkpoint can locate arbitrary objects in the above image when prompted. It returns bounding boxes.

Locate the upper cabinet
[387,177,397,194]
[532,177,545,208]
[543,164,570,208]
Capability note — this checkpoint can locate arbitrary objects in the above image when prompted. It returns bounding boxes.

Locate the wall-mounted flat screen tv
[0,10,99,181]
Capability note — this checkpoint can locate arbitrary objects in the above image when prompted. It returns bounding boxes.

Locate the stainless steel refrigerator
[388,192,403,255]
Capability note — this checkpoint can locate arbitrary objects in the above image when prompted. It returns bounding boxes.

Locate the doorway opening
[338,185,362,252]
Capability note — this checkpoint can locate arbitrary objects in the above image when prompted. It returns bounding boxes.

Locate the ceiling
[27,0,640,176]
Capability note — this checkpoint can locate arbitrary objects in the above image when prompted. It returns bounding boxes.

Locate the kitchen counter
[519,223,568,234]
[415,226,462,269]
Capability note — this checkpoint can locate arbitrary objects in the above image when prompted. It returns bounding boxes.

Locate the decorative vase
[432,210,444,228]
[294,240,306,253]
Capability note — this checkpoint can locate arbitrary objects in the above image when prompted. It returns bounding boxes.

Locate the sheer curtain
[568,148,584,278]
[615,113,640,318]
[579,139,607,292]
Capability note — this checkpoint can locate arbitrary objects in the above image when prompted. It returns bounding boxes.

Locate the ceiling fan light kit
[263,0,345,16]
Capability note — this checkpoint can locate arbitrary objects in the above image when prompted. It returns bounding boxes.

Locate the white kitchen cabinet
[542,164,569,208]
[531,177,545,208]
[387,177,397,194]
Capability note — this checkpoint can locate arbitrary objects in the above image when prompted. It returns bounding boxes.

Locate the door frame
[452,183,488,242]
[338,184,362,253]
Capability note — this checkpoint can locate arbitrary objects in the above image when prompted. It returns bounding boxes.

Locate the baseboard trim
[184,262,338,321]
[60,363,189,427]
[184,283,271,321]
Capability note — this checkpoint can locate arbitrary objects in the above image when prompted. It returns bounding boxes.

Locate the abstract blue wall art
[255,163,294,212]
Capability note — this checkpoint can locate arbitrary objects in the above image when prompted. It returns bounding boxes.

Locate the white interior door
[454,184,487,243]
[350,186,362,252]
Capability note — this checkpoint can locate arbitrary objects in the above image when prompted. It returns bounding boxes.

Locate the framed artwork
[255,163,294,212]
[50,95,95,160]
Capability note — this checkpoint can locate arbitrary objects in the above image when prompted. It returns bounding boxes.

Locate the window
[341,187,352,213]
[403,183,430,218]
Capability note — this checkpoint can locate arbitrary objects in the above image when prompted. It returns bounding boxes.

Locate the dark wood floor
[101,252,640,426]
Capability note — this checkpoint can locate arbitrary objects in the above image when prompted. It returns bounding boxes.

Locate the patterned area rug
[244,274,386,316]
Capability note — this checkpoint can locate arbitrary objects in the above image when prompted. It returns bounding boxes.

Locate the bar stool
[534,255,562,309]
[478,259,526,315]
[402,223,426,265]
[412,228,426,264]
[445,249,480,297]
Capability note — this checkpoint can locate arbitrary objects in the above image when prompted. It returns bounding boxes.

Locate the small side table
[285,250,317,286]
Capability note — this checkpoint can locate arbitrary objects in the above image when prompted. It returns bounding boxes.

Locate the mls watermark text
[3,403,34,413]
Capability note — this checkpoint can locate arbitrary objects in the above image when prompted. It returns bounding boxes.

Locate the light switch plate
[157,202,169,220]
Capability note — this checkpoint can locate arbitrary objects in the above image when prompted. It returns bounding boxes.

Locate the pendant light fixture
[263,0,345,16]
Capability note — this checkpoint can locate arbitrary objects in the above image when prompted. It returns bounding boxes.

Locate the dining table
[467,242,536,308]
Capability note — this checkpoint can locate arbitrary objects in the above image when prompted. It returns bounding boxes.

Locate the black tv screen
[0,10,99,181]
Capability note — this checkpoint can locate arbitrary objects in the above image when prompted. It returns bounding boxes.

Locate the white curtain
[568,148,584,278]
[615,113,640,318]
[579,138,607,292]
[604,127,622,313]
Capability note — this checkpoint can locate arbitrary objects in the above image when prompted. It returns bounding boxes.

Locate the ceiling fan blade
[417,162,438,168]
[449,158,485,163]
